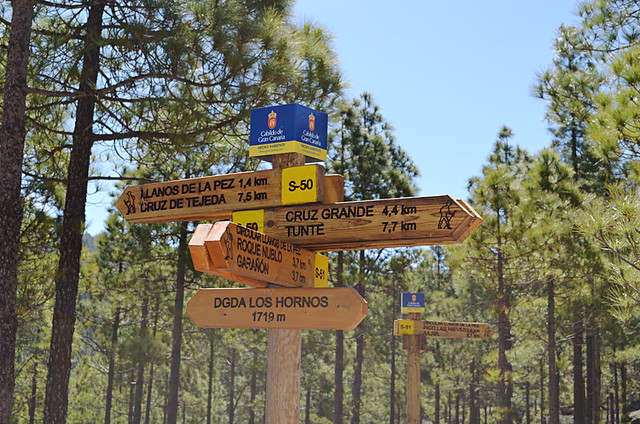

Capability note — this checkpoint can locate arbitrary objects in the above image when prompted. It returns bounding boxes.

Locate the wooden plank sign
[232,195,483,251]
[116,165,326,223]
[189,222,329,288]
[187,287,368,330]
[394,319,495,340]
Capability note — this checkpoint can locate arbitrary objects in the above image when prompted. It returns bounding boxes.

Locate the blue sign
[401,292,425,313]
[249,104,328,162]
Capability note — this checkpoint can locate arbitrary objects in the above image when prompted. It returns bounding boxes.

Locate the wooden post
[406,312,422,424]
[265,152,305,424]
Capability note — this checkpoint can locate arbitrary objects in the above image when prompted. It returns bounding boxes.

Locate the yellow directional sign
[189,222,329,288]
[394,319,495,340]
[233,195,483,251]
[187,287,368,330]
[116,165,326,223]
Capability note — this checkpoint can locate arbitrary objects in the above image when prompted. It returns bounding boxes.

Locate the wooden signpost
[394,319,495,340]
[394,293,494,424]
[230,195,483,251]
[115,164,342,223]
[189,221,329,288]
[187,287,367,330]
[116,103,484,424]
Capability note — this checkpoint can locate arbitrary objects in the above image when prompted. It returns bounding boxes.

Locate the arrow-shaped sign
[116,165,345,223]
[187,287,368,330]
[231,195,482,251]
[189,222,329,288]
[394,319,495,340]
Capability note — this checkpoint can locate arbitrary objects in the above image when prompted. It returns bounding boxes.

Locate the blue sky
[85,1,581,235]
[293,0,581,196]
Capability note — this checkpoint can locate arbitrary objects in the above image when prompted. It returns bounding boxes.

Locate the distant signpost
[394,319,495,340]
[395,293,494,424]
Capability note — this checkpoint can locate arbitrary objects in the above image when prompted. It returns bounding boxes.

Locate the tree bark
[573,321,586,424]
[228,348,236,424]
[133,294,149,424]
[436,341,441,424]
[28,359,38,424]
[548,278,560,424]
[43,2,105,422]
[586,332,601,424]
[143,303,159,424]
[540,356,545,424]
[166,222,189,424]
[334,251,345,424]
[0,1,36,421]
[496,244,513,424]
[470,359,480,424]
[620,358,627,418]
[305,386,311,424]
[350,250,366,424]
[105,308,121,424]
[207,332,215,424]
[249,347,257,424]
[390,329,396,424]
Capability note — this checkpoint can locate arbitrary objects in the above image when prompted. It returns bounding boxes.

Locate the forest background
[2,0,640,424]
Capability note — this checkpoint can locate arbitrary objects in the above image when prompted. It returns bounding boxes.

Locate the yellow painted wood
[281,165,323,205]
[396,319,415,335]
[313,254,329,287]
[232,209,264,233]
[239,195,483,251]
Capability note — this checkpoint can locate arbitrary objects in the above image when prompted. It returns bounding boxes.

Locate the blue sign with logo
[401,292,425,313]
[249,104,328,162]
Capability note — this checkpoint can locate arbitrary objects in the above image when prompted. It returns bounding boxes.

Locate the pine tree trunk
[470,359,480,424]
[144,303,160,424]
[455,382,460,424]
[613,361,619,424]
[496,245,513,424]
[390,330,396,424]
[207,332,214,424]
[334,251,345,424]
[166,222,188,424]
[573,321,585,424]
[28,360,38,424]
[0,1,36,421]
[228,348,236,424]
[249,349,257,424]
[305,386,311,424]
[526,382,531,424]
[586,332,601,424]
[105,308,121,424]
[350,251,366,424]
[540,356,545,424]
[133,295,149,424]
[436,341,441,424]
[620,358,627,418]
[43,4,105,422]
[128,369,135,423]
[548,279,560,424]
